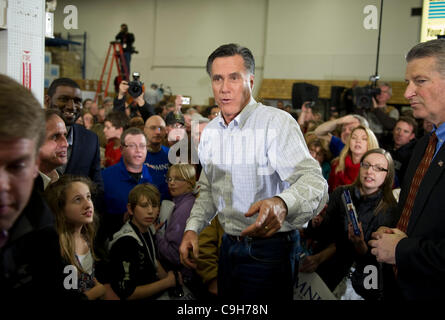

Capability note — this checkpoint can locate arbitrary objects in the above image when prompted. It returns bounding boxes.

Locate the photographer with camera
[354,82,399,146]
[115,23,136,74]
[113,74,155,123]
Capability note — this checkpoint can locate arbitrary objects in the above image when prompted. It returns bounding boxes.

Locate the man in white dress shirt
[179,43,328,300]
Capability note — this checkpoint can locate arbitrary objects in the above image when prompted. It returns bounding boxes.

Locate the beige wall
[265,0,422,80]
[53,0,422,105]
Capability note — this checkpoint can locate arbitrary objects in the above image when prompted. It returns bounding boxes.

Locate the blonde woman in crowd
[328,125,379,193]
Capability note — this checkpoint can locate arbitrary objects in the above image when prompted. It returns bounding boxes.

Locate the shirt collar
[433,122,445,144]
[66,125,74,146]
[217,97,257,129]
[39,171,51,190]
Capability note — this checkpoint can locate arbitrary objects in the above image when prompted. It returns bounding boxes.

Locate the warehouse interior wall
[52,0,422,105]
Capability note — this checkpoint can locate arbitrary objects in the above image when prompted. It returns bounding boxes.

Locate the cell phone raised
[181,97,190,105]
[342,189,361,236]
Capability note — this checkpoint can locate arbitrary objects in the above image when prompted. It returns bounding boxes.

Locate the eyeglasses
[123,143,147,150]
[168,123,184,129]
[360,162,388,172]
[166,177,186,183]
[147,125,165,131]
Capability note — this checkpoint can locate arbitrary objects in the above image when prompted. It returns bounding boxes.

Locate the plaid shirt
[185,98,328,236]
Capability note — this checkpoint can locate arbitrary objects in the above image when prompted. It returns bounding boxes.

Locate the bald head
[144,115,166,151]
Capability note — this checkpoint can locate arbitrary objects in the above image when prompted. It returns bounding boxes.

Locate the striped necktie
[397,132,437,232]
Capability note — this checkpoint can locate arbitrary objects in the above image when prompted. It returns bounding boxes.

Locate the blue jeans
[123,51,131,75]
[217,230,300,301]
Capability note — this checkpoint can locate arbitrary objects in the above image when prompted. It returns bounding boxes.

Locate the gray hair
[206,43,255,76]
[352,114,369,128]
[378,81,393,96]
[406,39,445,77]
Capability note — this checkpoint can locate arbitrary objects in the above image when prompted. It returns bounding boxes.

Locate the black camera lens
[128,81,143,98]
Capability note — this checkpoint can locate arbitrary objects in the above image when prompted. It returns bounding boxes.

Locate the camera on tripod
[128,72,144,98]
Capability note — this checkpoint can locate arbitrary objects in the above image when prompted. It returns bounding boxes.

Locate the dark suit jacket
[65,124,103,190]
[395,133,445,299]
[0,176,84,300]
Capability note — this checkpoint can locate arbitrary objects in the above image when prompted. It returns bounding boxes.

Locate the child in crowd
[44,175,106,300]
[306,135,332,180]
[156,164,200,292]
[103,111,129,167]
[108,183,180,300]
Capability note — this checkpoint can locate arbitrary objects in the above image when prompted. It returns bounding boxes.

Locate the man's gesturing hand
[241,197,288,238]
[179,230,199,269]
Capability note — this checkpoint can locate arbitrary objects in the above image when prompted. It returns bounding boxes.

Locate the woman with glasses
[155,164,199,290]
[320,148,398,300]
[328,125,379,193]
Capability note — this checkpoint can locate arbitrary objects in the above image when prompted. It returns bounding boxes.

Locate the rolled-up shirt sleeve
[268,113,329,228]
[185,169,218,235]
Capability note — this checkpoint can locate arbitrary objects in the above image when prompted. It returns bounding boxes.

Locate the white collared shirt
[185,98,328,235]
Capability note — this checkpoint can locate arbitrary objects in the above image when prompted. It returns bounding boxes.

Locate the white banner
[294,272,337,300]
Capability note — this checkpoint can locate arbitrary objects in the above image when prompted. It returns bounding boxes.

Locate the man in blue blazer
[369,39,445,300]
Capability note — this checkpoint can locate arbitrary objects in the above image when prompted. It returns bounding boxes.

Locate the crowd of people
[1,39,445,301]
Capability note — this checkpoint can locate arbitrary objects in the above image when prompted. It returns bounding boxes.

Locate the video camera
[352,75,381,110]
[128,72,144,98]
[352,85,381,110]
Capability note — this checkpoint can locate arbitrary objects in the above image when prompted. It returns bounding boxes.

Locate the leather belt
[227,230,294,242]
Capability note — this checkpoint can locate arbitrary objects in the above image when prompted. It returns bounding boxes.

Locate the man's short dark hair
[83,98,92,106]
[406,39,445,77]
[0,74,45,151]
[396,116,418,136]
[120,127,146,146]
[105,111,129,130]
[47,77,80,97]
[206,43,255,76]
[45,108,64,122]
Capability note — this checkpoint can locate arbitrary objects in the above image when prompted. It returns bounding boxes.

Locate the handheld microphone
[342,189,361,236]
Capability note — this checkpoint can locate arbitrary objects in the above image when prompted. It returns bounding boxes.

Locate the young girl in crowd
[328,125,379,193]
[322,148,398,299]
[306,135,332,180]
[108,183,179,300]
[156,164,197,283]
[44,175,105,300]
[103,111,129,168]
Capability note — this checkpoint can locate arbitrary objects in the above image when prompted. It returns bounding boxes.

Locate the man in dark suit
[45,78,103,191]
[369,39,445,300]
[0,75,83,300]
